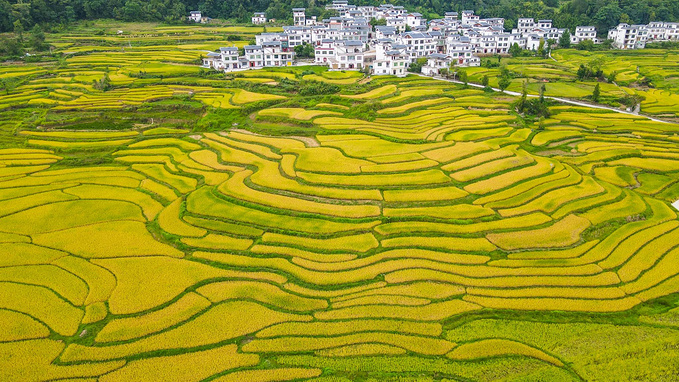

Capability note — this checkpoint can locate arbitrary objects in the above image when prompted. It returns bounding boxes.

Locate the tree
[593,4,623,32]
[0,36,24,57]
[0,0,12,32]
[498,76,512,92]
[592,83,601,102]
[29,25,48,51]
[517,81,528,110]
[120,0,143,21]
[559,29,571,49]
[607,72,617,83]
[576,40,595,51]
[294,43,314,59]
[370,18,386,27]
[13,20,24,42]
[408,57,427,73]
[537,39,545,57]
[539,83,546,103]
[0,77,18,95]
[93,73,112,91]
[481,75,489,87]
[57,54,68,68]
[458,69,468,87]
[509,43,522,57]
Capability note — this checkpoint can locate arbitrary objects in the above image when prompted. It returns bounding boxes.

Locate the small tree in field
[481,75,489,87]
[592,83,601,102]
[458,69,468,87]
[498,76,511,92]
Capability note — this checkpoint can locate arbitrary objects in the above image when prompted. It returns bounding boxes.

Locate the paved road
[420,74,677,125]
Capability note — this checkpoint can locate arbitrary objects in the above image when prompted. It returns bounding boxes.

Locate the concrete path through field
[420,74,678,125]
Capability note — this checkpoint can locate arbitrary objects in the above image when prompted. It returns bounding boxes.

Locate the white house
[315,39,336,65]
[327,0,349,12]
[332,40,365,70]
[448,48,480,66]
[357,6,377,20]
[202,47,239,71]
[399,31,437,59]
[262,41,295,67]
[517,17,535,33]
[189,11,202,23]
[252,12,267,25]
[374,26,398,40]
[608,24,648,49]
[373,45,409,76]
[244,45,264,68]
[421,53,452,76]
[315,39,365,70]
[256,32,288,46]
[203,42,294,72]
[284,26,313,47]
[386,15,407,32]
[293,8,306,26]
[647,22,679,41]
[461,10,480,26]
[537,20,552,29]
[444,12,458,21]
[571,26,597,44]
[406,13,425,28]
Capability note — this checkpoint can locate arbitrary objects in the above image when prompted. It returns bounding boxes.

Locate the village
[197,2,679,76]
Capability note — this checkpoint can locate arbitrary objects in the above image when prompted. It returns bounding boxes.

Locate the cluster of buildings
[608,22,679,49]
[199,2,679,76]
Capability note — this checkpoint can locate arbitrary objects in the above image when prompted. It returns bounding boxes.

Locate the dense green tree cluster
[2,0,679,35]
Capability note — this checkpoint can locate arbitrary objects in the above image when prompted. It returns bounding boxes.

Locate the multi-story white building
[326,0,349,12]
[252,12,267,25]
[515,17,554,34]
[485,18,505,28]
[189,11,202,23]
[262,41,295,67]
[202,47,239,71]
[315,40,365,70]
[243,45,264,68]
[335,40,364,69]
[646,22,679,41]
[399,31,437,59]
[373,42,409,76]
[461,10,480,26]
[202,42,294,72]
[284,26,313,47]
[374,26,398,40]
[293,8,306,26]
[386,15,407,32]
[421,53,452,76]
[449,48,480,66]
[356,6,377,19]
[256,33,288,46]
[444,12,458,21]
[537,20,552,29]
[314,39,336,65]
[608,24,648,49]
[517,17,535,33]
[571,26,597,44]
[406,13,425,28]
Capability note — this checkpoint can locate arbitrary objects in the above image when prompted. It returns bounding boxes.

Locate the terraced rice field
[2,21,679,382]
